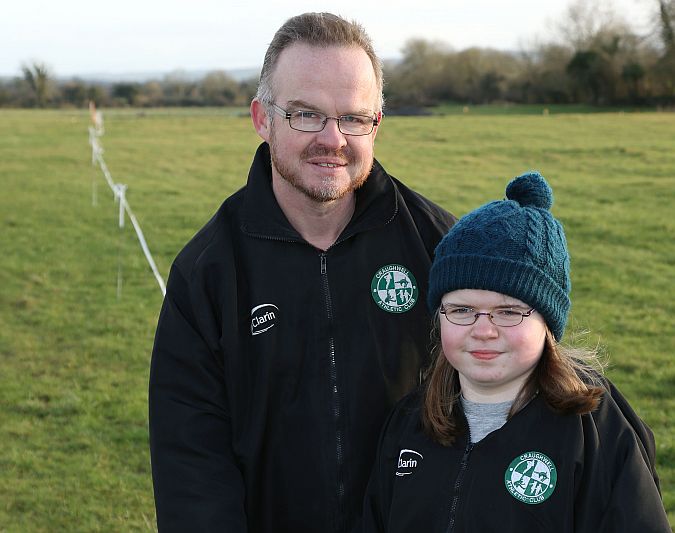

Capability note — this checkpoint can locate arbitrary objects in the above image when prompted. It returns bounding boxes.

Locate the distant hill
[54,67,261,84]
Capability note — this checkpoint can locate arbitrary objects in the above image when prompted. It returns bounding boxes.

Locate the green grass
[431,102,662,115]
[1,108,673,531]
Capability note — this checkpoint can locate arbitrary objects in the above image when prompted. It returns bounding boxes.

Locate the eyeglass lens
[441,307,532,327]
[289,111,375,135]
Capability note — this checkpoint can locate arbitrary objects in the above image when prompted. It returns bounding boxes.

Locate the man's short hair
[255,12,384,112]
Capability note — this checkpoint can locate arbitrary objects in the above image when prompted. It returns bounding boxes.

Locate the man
[149,12,455,533]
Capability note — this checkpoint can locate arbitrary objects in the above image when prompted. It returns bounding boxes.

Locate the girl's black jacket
[361,386,670,532]
[148,143,456,533]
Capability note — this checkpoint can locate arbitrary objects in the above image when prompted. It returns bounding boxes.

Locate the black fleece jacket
[362,387,669,532]
[149,143,456,533]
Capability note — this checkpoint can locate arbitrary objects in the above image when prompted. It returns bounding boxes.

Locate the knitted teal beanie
[427,172,571,340]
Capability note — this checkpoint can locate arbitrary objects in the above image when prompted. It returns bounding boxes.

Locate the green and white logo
[371,264,418,313]
[504,451,557,505]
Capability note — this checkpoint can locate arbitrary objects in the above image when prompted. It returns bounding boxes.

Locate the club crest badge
[371,264,418,313]
[504,451,557,504]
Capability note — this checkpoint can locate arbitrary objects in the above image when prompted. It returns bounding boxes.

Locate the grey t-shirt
[461,396,512,443]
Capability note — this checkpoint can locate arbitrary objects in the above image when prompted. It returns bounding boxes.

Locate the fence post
[88,111,166,297]
[115,184,127,228]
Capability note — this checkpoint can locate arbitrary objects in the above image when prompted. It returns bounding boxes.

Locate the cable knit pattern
[428,171,571,340]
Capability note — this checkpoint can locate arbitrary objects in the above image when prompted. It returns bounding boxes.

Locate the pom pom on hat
[506,171,553,210]
[427,171,571,340]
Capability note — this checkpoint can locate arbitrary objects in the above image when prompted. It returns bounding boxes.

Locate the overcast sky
[1,0,655,77]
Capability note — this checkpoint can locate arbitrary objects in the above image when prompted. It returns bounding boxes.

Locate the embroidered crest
[371,264,418,313]
[504,451,557,504]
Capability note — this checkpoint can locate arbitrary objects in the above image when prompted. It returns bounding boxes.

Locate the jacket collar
[240,142,398,245]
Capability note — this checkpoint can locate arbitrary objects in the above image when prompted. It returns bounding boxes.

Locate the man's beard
[269,127,372,203]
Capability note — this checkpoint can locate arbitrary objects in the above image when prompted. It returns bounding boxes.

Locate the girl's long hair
[421,313,606,447]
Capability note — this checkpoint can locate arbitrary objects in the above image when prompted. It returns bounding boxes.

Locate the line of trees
[1,0,673,109]
[384,0,675,107]
[0,68,258,108]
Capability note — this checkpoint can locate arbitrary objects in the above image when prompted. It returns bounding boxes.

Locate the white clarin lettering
[251,311,276,328]
[398,458,417,468]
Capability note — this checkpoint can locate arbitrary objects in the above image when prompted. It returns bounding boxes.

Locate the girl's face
[439,289,547,403]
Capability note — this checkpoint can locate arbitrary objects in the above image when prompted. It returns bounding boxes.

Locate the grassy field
[1,108,673,531]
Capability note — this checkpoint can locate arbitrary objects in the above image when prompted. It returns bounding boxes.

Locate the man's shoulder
[376,169,456,255]
[172,186,246,277]
[389,174,456,229]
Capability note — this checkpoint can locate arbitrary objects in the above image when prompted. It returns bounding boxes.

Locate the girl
[361,172,670,532]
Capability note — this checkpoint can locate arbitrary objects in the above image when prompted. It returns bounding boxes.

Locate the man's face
[263,43,380,203]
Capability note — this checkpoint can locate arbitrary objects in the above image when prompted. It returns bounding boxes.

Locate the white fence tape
[88,122,167,296]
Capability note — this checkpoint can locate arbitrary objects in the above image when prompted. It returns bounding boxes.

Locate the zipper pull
[320,253,327,275]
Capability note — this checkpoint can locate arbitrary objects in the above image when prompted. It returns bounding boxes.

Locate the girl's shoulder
[379,387,427,442]
[589,381,656,452]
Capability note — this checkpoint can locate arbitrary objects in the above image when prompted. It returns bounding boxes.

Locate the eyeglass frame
[439,305,536,327]
[268,102,380,136]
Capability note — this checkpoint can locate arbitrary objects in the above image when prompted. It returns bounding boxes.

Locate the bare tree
[555,0,618,49]
[653,0,675,99]
[658,0,675,50]
[21,61,52,107]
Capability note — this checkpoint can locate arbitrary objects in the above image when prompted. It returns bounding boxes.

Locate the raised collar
[240,143,398,246]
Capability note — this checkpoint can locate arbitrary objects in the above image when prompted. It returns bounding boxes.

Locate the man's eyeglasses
[439,305,536,327]
[269,103,379,136]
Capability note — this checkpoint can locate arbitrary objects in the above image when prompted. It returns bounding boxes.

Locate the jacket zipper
[446,443,474,533]
[321,252,345,531]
